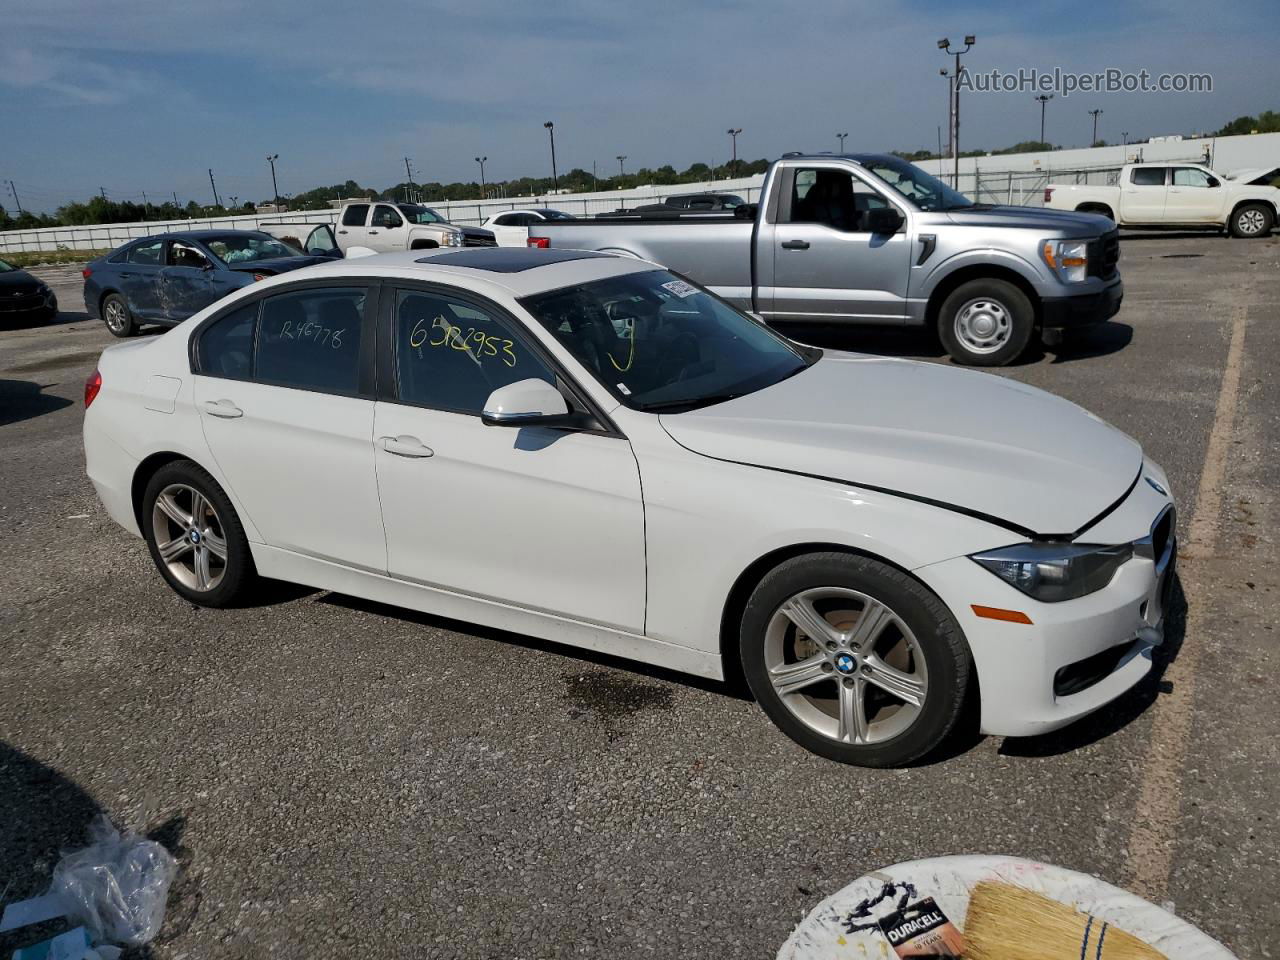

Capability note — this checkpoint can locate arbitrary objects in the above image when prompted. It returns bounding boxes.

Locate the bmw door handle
[380,435,434,458]
[781,240,810,250]
[203,399,243,419]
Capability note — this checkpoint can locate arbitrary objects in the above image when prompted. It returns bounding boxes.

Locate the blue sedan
[83,229,339,337]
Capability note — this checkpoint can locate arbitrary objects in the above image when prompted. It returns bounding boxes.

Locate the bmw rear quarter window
[198,302,257,380]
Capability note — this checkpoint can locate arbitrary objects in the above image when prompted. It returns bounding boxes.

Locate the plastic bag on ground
[47,814,177,947]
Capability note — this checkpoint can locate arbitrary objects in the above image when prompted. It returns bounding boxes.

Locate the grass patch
[1,249,108,267]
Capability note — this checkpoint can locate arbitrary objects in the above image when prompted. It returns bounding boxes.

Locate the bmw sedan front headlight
[971,541,1132,602]
[1040,239,1089,283]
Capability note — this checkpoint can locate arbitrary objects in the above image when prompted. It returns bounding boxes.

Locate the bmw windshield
[522,269,817,412]
[860,157,975,211]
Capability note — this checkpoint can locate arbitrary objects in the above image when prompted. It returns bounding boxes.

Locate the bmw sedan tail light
[82,267,93,279]
[84,369,102,408]
[527,237,550,249]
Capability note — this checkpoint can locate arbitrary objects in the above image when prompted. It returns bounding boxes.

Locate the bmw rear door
[190,280,386,570]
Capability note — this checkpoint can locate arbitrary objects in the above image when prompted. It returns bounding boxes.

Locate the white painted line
[1122,286,1252,901]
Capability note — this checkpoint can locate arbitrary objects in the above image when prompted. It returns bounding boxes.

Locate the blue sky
[3,0,1277,212]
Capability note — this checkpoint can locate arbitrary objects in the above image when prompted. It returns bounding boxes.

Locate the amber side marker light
[971,604,1033,625]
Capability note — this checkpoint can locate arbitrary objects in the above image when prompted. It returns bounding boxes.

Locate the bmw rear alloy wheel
[151,483,228,593]
[142,461,256,607]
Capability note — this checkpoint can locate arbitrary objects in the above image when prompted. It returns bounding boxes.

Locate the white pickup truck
[1044,162,1279,238]
[333,200,496,255]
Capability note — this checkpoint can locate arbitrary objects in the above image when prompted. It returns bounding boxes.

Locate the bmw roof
[270,248,658,298]
[414,248,613,273]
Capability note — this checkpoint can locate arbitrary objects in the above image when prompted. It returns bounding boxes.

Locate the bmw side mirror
[482,379,585,429]
[1207,177,1220,187]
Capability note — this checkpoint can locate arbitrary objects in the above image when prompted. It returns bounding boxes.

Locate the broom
[963,881,1167,960]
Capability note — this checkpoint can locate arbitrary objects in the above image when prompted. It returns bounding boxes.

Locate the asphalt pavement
[0,235,1276,958]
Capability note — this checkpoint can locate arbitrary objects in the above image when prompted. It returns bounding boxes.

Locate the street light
[266,154,280,210]
[543,121,558,192]
[939,68,955,160]
[1089,108,1104,145]
[837,132,848,152]
[1121,131,1130,146]
[938,35,975,188]
[616,155,627,178]
[726,127,742,177]
[475,156,488,199]
[1035,94,1053,144]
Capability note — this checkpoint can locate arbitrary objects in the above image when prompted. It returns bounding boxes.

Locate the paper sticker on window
[661,279,698,299]
[617,383,632,395]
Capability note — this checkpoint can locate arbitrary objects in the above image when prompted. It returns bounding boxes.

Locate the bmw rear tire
[142,460,257,607]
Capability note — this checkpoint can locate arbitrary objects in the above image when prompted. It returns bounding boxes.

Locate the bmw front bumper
[916,467,1176,738]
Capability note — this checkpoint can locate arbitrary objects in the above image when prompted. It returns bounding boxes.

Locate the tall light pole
[617,155,627,178]
[938,35,975,188]
[543,121,558,192]
[726,127,742,178]
[266,154,280,210]
[404,157,416,203]
[475,157,487,199]
[1121,130,1130,146]
[1089,108,1103,145]
[940,68,955,160]
[1035,94,1053,144]
[837,131,848,152]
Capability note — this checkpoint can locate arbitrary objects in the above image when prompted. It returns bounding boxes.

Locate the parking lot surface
[1,235,1277,958]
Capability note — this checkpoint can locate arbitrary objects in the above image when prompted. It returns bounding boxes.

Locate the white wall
[0,176,765,254]
[3,131,1277,254]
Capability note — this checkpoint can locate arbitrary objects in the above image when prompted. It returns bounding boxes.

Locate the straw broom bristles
[963,881,1167,960]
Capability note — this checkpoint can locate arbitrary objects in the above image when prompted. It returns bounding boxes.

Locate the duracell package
[876,896,965,957]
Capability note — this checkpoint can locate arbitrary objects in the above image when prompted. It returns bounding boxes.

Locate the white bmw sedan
[83,248,1176,766]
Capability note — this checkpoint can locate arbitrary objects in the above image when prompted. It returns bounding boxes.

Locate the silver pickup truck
[527,153,1123,366]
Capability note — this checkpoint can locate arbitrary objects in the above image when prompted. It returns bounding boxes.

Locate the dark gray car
[83,229,339,338]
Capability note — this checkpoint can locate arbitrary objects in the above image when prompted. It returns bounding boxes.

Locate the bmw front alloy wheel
[740,553,972,767]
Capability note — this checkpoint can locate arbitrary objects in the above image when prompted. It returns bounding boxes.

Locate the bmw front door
[371,283,646,632]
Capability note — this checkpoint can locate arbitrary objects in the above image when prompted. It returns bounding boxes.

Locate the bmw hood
[659,354,1142,537]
